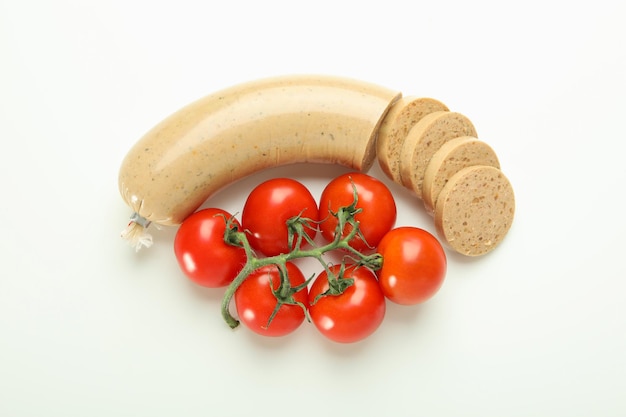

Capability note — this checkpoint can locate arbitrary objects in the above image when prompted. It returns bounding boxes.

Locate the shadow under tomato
[238,321,312,350]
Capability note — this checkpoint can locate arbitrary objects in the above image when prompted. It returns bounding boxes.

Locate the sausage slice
[434,165,515,256]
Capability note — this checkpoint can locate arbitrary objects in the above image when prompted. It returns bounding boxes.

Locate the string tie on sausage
[129,212,151,228]
[121,212,153,252]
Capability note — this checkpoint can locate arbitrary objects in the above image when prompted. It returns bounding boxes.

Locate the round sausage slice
[434,165,515,256]
[399,111,477,198]
[423,136,500,215]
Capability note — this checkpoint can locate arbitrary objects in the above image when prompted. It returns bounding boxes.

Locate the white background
[1,0,625,416]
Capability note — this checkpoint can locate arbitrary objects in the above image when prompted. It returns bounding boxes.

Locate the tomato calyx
[220,214,246,249]
[265,264,312,329]
[285,210,319,251]
[310,262,354,305]
[328,196,384,272]
[218,186,383,330]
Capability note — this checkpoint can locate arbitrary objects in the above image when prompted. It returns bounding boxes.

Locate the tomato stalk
[265,263,311,329]
[219,187,382,330]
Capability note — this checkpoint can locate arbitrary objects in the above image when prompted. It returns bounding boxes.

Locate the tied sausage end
[121,213,153,252]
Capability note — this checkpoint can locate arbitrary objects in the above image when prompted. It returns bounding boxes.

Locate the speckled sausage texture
[422,136,500,215]
[119,74,516,256]
[399,111,477,198]
[434,165,515,256]
[376,96,449,184]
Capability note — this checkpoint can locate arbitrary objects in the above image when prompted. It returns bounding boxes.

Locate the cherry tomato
[308,264,386,343]
[242,178,319,256]
[234,262,308,337]
[376,227,447,305]
[174,208,247,288]
[319,172,396,253]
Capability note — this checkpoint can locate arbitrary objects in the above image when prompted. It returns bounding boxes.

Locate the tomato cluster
[173,172,447,344]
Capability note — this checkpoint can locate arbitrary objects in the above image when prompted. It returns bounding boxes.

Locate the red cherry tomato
[319,172,396,252]
[234,262,308,337]
[242,178,319,256]
[174,208,247,288]
[308,264,386,343]
[376,227,447,305]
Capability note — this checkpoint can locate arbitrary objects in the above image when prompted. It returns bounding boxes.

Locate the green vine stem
[219,191,383,329]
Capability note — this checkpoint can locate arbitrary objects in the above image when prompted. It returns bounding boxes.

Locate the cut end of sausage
[363,92,403,171]
[434,165,515,256]
[376,96,449,185]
